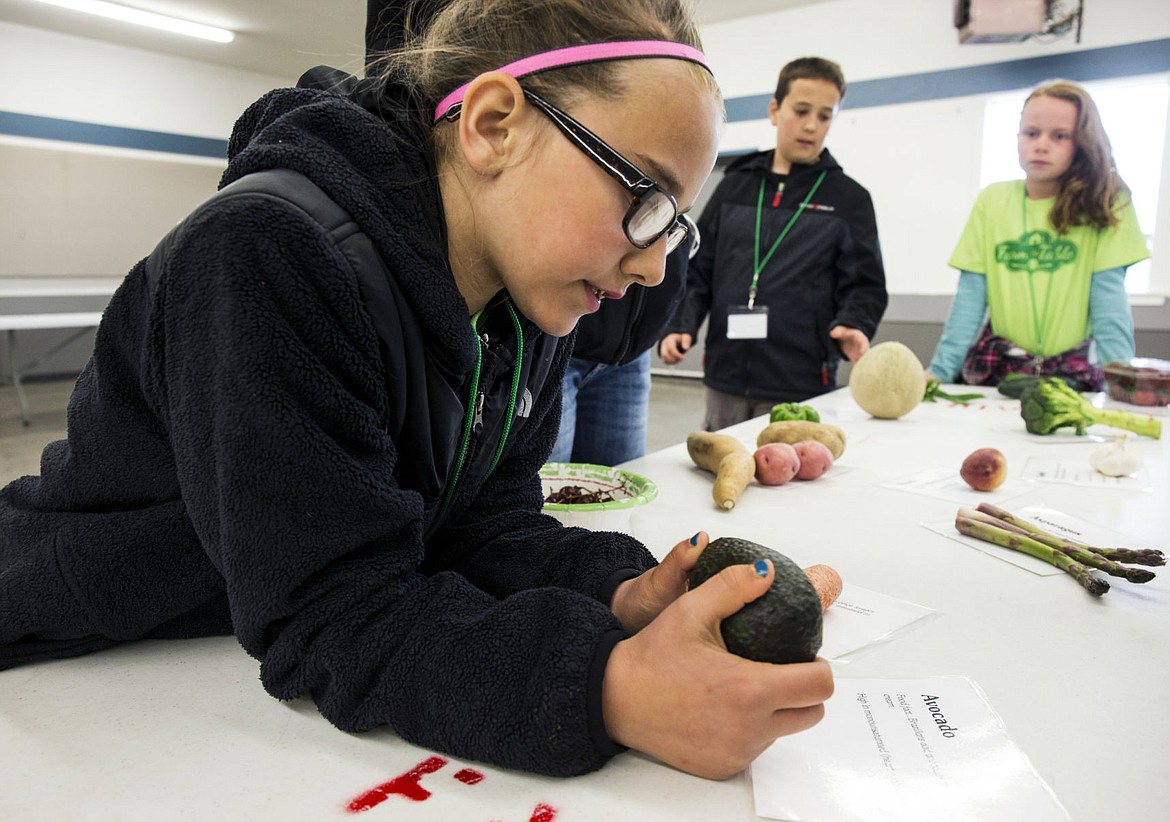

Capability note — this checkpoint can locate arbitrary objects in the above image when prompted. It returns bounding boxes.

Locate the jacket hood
[725,147,843,178]
[220,78,480,370]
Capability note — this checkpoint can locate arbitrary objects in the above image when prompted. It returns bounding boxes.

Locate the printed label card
[1022,456,1151,491]
[751,677,1069,822]
[924,505,1165,576]
[820,585,934,661]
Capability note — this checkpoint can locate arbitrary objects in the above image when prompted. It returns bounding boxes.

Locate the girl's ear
[454,72,530,177]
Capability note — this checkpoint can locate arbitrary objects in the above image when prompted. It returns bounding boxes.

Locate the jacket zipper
[472,388,486,434]
[424,336,482,543]
[424,300,524,542]
[473,332,489,435]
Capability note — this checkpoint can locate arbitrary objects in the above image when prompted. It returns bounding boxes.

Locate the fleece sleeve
[928,270,988,382]
[425,334,657,761]
[154,192,643,777]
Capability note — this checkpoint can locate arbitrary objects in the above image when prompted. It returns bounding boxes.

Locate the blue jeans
[549,351,651,466]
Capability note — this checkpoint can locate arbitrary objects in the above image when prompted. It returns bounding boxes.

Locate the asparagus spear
[1088,547,1166,566]
[975,503,1165,567]
[954,513,1110,596]
[958,508,1156,584]
[923,378,985,405]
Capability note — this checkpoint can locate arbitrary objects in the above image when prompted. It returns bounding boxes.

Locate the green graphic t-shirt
[949,180,1149,356]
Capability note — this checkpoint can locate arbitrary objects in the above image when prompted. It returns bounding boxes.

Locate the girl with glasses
[0,0,832,780]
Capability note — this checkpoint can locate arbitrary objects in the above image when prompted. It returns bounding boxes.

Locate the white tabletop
[2,386,1167,821]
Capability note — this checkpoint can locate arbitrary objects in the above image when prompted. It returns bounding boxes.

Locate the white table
[0,311,103,424]
[1,387,1166,821]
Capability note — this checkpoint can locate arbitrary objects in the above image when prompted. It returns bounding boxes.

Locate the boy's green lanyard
[1023,191,1056,357]
[749,170,827,309]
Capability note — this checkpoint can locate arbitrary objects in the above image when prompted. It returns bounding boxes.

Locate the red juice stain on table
[346,757,557,819]
[347,756,448,812]
[454,768,486,785]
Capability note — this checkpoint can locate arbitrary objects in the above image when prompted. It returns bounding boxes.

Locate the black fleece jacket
[667,148,887,401]
[0,80,657,777]
[573,242,690,366]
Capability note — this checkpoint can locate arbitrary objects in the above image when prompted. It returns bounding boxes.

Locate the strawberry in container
[1103,358,1170,407]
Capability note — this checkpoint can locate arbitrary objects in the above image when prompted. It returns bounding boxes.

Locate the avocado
[689,537,823,664]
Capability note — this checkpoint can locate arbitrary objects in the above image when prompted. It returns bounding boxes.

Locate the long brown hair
[1025,80,1129,233]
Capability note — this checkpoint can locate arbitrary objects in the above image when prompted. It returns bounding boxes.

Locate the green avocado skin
[689,537,823,664]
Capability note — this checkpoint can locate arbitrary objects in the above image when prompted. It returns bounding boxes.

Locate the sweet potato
[712,452,755,510]
[687,431,754,510]
[753,443,800,485]
[757,420,846,460]
[792,441,834,480]
[803,564,843,611]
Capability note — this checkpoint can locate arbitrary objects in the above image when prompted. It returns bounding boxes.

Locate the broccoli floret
[1019,377,1162,439]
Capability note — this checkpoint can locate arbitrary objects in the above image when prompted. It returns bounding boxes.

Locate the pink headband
[433,40,711,123]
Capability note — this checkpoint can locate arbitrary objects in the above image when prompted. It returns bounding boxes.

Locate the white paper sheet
[1022,456,1151,491]
[751,677,1069,822]
[879,467,1030,505]
[924,504,1165,576]
[922,520,1064,576]
[820,585,934,661]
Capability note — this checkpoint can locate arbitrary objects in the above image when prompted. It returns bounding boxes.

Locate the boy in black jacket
[660,57,888,430]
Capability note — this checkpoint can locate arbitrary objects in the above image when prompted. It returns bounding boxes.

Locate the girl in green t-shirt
[928,80,1149,391]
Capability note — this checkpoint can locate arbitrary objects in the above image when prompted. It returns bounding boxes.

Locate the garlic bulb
[1089,438,1142,477]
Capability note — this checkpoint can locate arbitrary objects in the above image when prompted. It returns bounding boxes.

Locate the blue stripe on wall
[2,38,1167,154]
[0,110,227,158]
[724,37,1170,122]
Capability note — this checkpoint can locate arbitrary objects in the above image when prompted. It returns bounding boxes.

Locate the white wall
[0,21,295,280]
[0,21,291,138]
[699,0,1170,296]
[1,3,1169,295]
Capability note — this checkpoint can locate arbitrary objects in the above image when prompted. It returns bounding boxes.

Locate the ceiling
[0,0,831,79]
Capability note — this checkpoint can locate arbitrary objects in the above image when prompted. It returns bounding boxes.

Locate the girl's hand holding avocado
[602,542,835,780]
[609,532,706,632]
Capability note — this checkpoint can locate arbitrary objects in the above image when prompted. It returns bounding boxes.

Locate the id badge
[726,305,769,339]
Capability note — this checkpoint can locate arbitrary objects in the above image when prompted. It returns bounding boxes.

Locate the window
[980,76,1169,295]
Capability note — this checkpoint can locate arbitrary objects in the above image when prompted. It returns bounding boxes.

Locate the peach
[960,447,1007,491]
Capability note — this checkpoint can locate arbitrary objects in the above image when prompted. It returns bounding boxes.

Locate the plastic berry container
[1103,358,1170,407]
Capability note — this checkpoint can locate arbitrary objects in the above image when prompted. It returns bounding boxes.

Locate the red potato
[792,440,834,480]
[753,442,801,485]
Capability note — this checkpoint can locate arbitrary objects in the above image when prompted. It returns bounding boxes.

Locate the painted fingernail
[690,532,700,546]
[754,560,769,577]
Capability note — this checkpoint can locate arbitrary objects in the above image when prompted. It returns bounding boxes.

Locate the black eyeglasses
[521,90,697,255]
